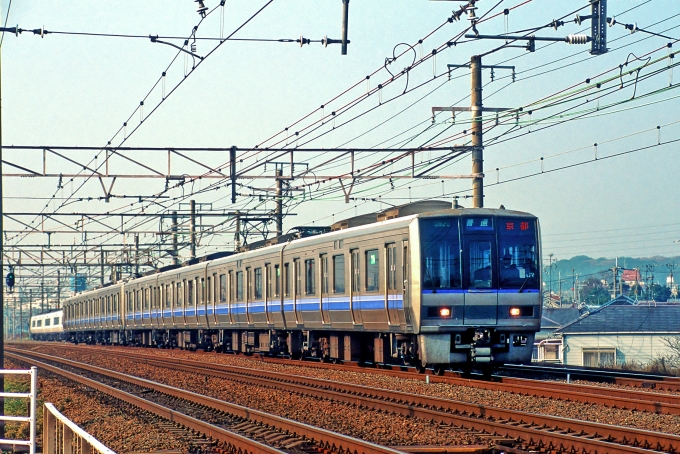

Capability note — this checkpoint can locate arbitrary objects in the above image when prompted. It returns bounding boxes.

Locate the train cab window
[365,249,379,292]
[469,240,493,289]
[254,267,263,299]
[305,259,316,295]
[236,271,244,302]
[219,274,227,303]
[333,254,345,294]
[420,218,461,291]
[274,265,281,297]
[498,218,539,289]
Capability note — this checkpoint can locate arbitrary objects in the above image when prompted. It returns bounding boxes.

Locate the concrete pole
[341,0,350,55]
[172,211,179,265]
[190,200,196,260]
[470,55,483,208]
[275,169,283,237]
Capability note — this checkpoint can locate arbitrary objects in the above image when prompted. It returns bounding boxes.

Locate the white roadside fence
[0,367,115,454]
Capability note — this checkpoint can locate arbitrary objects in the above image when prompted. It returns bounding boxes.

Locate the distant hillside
[544,255,680,283]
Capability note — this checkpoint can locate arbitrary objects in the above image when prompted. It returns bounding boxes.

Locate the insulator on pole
[566,34,590,44]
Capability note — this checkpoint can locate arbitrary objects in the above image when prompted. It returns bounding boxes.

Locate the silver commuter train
[62,201,542,371]
[30,309,65,341]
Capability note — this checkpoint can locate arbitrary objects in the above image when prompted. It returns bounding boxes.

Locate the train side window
[321,255,328,294]
[188,279,194,306]
[246,268,253,301]
[236,271,244,302]
[200,278,206,303]
[206,277,212,303]
[219,274,227,303]
[176,282,183,307]
[305,259,316,295]
[144,288,150,309]
[295,260,302,296]
[365,249,379,292]
[265,265,272,299]
[254,267,263,299]
[54,317,59,325]
[284,263,290,297]
[351,250,360,293]
[274,265,281,297]
[135,291,141,311]
[46,319,51,326]
[37,320,42,327]
[387,244,397,290]
[333,254,345,294]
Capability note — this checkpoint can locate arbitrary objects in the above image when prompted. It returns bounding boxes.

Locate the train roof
[64,200,537,300]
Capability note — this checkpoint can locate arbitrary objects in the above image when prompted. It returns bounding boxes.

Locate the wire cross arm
[149,35,204,60]
[465,33,591,52]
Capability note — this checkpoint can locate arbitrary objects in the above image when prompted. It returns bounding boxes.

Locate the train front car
[414,208,541,371]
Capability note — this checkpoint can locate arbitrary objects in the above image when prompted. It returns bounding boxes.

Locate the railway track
[499,363,680,391]
[10,344,680,454]
[7,348,406,454]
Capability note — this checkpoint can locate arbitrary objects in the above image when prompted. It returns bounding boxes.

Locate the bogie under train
[40,201,541,371]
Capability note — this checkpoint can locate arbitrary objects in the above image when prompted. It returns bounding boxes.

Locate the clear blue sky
[2,0,679,268]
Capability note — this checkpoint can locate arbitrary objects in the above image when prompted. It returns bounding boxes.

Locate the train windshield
[498,218,539,290]
[420,219,461,291]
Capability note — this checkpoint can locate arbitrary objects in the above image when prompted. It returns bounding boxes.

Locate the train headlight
[439,307,451,317]
[509,307,521,317]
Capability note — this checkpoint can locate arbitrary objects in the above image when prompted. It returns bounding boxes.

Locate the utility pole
[275,169,283,237]
[435,60,513,208]
[172,211,179,265]
[57,269,61,308]
[134,234,140,277]
[190,200,196,260]
[100,246,105,286]
[470,55,483,208]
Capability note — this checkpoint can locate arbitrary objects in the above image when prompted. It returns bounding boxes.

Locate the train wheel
[414,361,426,374]
[433,365,446,376]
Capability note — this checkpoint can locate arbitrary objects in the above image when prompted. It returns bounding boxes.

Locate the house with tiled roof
[621,269,641,286]
[557,304,680,367]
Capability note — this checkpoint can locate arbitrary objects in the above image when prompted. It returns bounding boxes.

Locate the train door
[402,240,412,327]
[265,265,272,325]
[462,232,498,325]
[211,273,220,326]
[320,254,330,324]
[228,271,235,325]
[201,276,210,329]
[246,267,254,325]
[293,259,302,324]
[350,249,363,325]
[385,243,400,326]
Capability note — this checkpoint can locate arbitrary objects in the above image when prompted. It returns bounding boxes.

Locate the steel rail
[15,346,678,454]
[99,349,680,454]
[6,349,407,454]
[6,352,283,454]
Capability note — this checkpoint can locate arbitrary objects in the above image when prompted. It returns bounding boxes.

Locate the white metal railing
[43,403,116,454]
[0,366,38,454]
